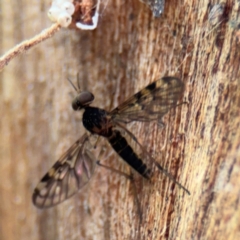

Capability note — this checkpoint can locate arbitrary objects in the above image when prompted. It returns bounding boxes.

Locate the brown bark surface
[0,0,239,240]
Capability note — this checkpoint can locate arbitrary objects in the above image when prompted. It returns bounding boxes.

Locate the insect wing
[32,133,97,208]
[110,77,184,123]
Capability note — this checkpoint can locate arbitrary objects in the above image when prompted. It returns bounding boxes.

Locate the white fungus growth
[52,0,74,8]
[47,0,100,29]
[60,2,75,15]
[48,0,74,27]
[57,12,72,27]
[48,6,63,22]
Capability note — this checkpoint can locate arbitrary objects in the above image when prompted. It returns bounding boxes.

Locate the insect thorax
[82,107,112,137]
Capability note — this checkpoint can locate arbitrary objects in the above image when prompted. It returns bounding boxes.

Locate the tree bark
[0,0,239,240]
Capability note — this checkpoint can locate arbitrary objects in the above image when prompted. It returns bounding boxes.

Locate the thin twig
[0,23,61,72]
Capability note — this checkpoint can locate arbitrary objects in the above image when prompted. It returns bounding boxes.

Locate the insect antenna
[76,72,81,91]
[67,77,79,92]
[67,71,85,93]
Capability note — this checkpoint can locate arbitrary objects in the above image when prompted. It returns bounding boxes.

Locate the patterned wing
[32,133,97,208]
[110,77,184,123]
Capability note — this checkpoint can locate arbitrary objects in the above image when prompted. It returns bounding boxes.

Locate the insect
[32,76,190,208]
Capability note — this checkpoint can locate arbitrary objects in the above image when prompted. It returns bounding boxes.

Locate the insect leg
[96,160,133,179]
[155,162,190,195]
[96,161,143,223]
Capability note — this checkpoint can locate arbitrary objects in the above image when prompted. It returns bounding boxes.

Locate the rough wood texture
[0,0,239,239]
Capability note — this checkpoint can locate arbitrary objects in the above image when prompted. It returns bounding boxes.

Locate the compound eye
[78,91,94,105]
[72,91,94,111]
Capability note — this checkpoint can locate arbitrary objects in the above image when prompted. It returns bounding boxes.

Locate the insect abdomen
[108,130,151,178]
